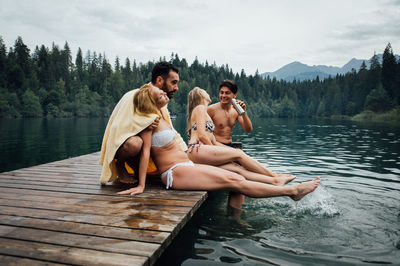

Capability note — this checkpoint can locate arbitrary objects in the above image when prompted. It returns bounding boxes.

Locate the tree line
[0,36,399,119]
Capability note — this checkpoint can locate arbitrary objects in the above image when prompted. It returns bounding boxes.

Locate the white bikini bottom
[161,161,194,189]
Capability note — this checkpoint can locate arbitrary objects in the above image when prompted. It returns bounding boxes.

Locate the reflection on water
[156,118,400,265]
[0,118,108,172]
[1,117,399,265]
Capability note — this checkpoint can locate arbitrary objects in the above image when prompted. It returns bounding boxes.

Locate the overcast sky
[1,0,399,74]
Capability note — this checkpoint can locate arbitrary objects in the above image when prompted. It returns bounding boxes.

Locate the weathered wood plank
[0,176,166,189]
[0,188,199,207]
[0,181,206,200]
[0,215,169,243]
[0,198,193,221]
[0,205,183,232]
[0,178,111,189]
[0,187,201,206]
[0,238,148,266]
[0,225,160,257]
[0,255,67,265]
[0,174,105,184]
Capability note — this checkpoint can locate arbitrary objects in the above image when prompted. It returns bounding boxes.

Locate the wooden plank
[0,188,199,207]
[0,215,169,244]
[0,187,201,206]
[0,255,67,265]
[0,238,148,266]
[0,174,107,185]
[0,225,160,257]
[0,181,206,200]
[0,175,166,189]
[1,170,101,179]
[0,206,185,232]
[0,178,110,189]
[0,198,193,221]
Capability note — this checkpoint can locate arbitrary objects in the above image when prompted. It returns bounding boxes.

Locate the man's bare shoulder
[208,102,219,108]
[207,103,219,114]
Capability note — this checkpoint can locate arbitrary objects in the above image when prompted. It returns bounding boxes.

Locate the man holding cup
[207,80,253,147]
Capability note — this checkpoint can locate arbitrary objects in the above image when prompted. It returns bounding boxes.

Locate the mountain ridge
[261,54,399,81]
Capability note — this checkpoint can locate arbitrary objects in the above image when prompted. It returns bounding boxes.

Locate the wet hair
[219,80,238,94]
[134,84,160,116]
[151,61,179,84]
[187,87,204,131]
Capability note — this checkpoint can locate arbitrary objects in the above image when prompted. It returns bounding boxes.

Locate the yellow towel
[99,88,187,184]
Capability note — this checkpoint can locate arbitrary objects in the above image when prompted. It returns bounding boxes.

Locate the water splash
[290,184,340,217]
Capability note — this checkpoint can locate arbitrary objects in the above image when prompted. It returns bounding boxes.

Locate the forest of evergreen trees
[0,36,399,119]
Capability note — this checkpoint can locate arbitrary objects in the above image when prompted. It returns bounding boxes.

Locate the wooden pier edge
[0,152,208,266]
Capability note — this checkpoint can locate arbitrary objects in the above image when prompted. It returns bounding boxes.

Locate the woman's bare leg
[170,164,320,200]
[228,191,245,210]
[219,163,295,186]
[188,145,295,178]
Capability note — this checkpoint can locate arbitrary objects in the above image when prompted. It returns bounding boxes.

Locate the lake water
[1,117,399,265]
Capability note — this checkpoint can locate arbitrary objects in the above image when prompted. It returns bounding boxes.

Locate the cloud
[333,8,400,42]
[1,0,399,74]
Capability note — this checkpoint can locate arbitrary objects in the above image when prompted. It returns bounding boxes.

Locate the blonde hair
[134,84,160,116]
[187,87,204,131]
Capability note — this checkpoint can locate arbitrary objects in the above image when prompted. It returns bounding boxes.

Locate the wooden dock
[0,152,208,265]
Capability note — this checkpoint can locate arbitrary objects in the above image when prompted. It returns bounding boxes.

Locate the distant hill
[261,54,399,81]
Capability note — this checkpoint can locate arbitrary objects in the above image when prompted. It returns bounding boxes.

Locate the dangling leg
[219,163,295,185]
[170,164,320,200]
[227,191,245,219]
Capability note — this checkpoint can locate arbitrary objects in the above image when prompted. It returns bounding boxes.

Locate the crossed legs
[187,144,295,181]
[219,163,295,186]
[170,163,320,208]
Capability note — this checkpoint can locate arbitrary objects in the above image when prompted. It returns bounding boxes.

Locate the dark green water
[1,117,399,265]
[0,118,108,172]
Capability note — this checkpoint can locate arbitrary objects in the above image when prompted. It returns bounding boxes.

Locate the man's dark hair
[219,80,238,94]
[151,62,179,84]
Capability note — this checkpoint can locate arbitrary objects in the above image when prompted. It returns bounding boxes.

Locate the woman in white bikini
[187,87,295,186]
[118,84,320,209]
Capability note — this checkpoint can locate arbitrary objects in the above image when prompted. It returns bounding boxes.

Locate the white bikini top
[151,128,176,147]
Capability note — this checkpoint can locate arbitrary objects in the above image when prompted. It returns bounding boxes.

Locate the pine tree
[0,36,7,88]
[61,42,72,91]
[382,43,397,103]
[14,36,31,79]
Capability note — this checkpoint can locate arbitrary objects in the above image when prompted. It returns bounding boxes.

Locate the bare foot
[291,177,321,201]
[275,173,296,186]
[116,161,138,184]
[117,175,138,184]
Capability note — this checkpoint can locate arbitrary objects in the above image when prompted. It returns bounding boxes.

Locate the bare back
[207,102,239,144]
[188,105,217,145]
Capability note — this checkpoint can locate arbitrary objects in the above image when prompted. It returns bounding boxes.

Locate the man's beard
[162,82,174,99]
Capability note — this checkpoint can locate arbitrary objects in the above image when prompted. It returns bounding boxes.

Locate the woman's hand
[148,117,160,130]
[188,140,201,153]
[117,185,145,196]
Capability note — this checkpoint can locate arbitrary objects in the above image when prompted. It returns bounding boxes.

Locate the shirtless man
[207,80,253,146]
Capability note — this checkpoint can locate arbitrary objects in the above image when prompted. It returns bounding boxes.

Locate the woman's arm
[117,128,152,196]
